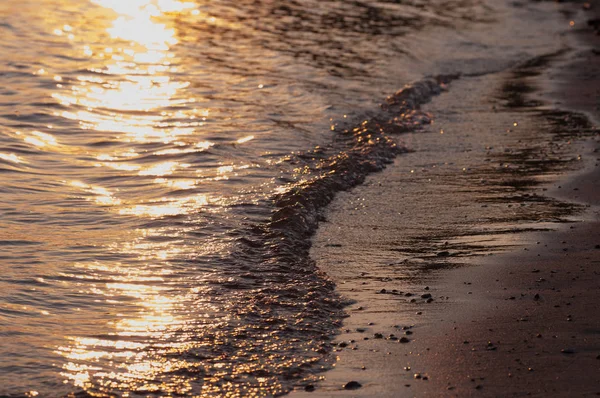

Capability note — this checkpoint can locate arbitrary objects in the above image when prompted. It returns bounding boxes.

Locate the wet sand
[291,3,600,396]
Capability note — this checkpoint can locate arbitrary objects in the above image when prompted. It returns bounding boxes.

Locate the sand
[290,2,600,397]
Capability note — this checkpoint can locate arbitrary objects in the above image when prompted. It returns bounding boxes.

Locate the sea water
[0,0,569,396]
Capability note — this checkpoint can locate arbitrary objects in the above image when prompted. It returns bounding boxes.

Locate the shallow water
[0,0,568,396]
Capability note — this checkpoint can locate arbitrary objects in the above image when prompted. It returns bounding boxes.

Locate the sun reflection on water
[51,0,217,394]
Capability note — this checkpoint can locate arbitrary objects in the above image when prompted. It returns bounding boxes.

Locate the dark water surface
[0,0,567,396]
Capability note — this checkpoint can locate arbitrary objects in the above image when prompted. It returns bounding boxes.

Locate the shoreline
[291,2,600,396]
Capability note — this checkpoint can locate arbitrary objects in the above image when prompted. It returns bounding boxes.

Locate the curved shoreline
[290,2,600,396]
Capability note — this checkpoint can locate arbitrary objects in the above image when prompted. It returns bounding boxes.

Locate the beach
[292,3,600,396]
[0,0,599,396]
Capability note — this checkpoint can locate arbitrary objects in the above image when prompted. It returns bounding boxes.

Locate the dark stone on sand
[437,251,450,257]
[304,384,315,392]
[400,337,410,343]
[534,293,540,300]
[338,342,348,348]
[374,333,383,339]
[561,348,575,354]
[475,385,483,390]
[421,293,432,299]
[343,381,362,390]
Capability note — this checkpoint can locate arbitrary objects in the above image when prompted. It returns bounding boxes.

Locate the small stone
[475,385,483,390]
[338,342,348,348]
[343,381,362,390]
[561,348,575,354]
[374,333,383,339]
[304,385,315,392]
[399,337,410,343]
[414,373,422,379]
[534,294,540,300]
[421,293,432,299]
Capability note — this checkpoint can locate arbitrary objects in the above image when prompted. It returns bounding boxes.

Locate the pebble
[304,385,315,392]
[343,381,362,390]
[421,293,432,299]
[561,348,576,354]
[400,337,410,343]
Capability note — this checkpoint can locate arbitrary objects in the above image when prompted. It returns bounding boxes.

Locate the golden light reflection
[138,161,188,176]
[49,1,236,394]
[0,153,25,163]
[236,135,255,144]
[68,180,122,206]
[22,130,58,148]
[118,194,209,218]
[51,0,202,149]
[56,261,191,389]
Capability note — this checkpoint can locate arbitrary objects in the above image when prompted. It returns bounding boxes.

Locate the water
[0,0,567,396]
